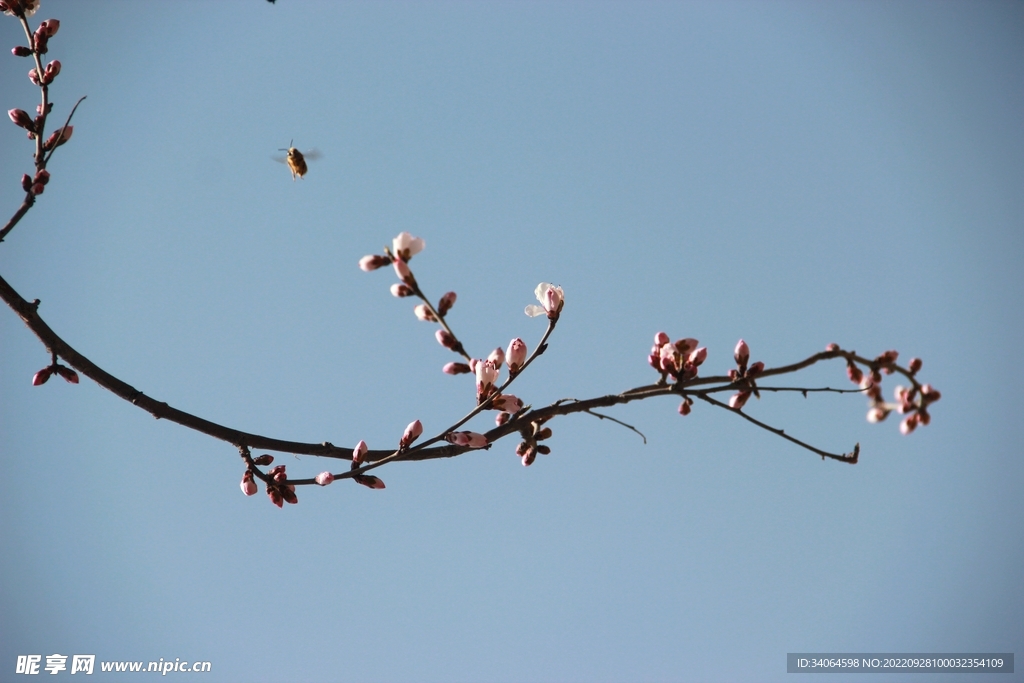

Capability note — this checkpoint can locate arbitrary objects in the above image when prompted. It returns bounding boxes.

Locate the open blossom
[525,283,564,319]
[506,338,527,375]
[392,232,425,261]
[400,419,423,448]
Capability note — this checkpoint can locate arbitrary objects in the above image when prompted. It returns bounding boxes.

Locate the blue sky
[1,1,1022,681]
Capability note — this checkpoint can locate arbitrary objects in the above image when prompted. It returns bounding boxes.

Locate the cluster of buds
[265,465,298,507]
[19,168,48,195]
[515,418,553,466]
[31,360,78,385]
[649,333,707,384]
[727,339,764,411]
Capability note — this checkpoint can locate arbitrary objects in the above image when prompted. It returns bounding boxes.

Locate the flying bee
[273,141,322,180]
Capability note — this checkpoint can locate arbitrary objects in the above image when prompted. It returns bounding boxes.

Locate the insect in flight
[273,141,322,180]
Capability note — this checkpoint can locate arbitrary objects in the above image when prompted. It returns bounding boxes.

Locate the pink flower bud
[12,46,32,57]
[506,338,527,375]
[281,486,298,505]
[32,366,53,385]
[866,406,889,423]
[270,465,287,483]
[488,346,505,369]
[688,347,707,367]
[54,365,78,383]
[390,282,414,297]
[442,362,471,375]
[28,67,41,85]
[496,412,512,426]
[846,363,863,385]
[400,419,423,448]
[654,331,670,346]
[825,342,840,353]
[315,471,334,486]
[42,59,60,84]
[521,446,537,466]
[352,439,368,464]
[535,427,553,440]
[920,384,941,403]
[747,361,764,377]
[8,108,34,131]
[42,125,72,151]
[392,232,425,261]
[491,394,523,412]
[31,183,44,195]
[359,254,390,271]
[899,414,918,435]
[729,391,751,410]
[678,398,692,416]
[41,18,59,36]
[34,169,49,185]
[475,358,498,387]
[268,487,284,507]
[908,357,922,374]
[437,291,456,316]
[447,431,489,448]
[21,174,33,191]
[734,339,750,367]
[918,409,931,426]
[435,329,457,350]
[252,454,274,466]
[392,256,415,285]
[414,304,437,321]
[353,474,386,489]
[240,471,258,496]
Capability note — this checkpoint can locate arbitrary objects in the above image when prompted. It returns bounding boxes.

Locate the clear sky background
[1,1,1022,681]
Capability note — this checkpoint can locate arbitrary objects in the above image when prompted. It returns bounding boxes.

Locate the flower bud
[437,291,456,316]
[270,465,287,483]
[866,406,889,423]
[495,412,512,426]
[268,487,284,507]
[435,329,457,350]
[281,486,298,505]
[31,183,44,195]
[747,361,764,377]
[42,59,60,84]
[535,427,552,441]
[729,391,751,410]
[654,331,670,346]
[34,169,49,185]
[21,174,33,192]
[32,366,53,385]
[908,357,922,374]
[487,346,505,369]
[352,439,368,464]
[491,394,523,412]
[846,363,863,385]
[506,338,527,375]
[688,347,707,367]
[359,254,390,271]
[392,256,416,285]
[12,46,31,57]
[442,362,471,375]
[447,431,489,448]
[521,446,537,466]
[315,471,334,486]
[353,474,386,489]
[678,397,692,416]
[899,414,918,435]
[240,471,258,496]
[825,342,840,353]
[41,18,59,36]
[734,339,750,368]
[390,282,414,297]
[28,67,41,85]
[920,384,941,403]
[54,365,78,383]
[252,454,274,466]
[413,304,437,322]
[8,108,34,131]
[400,419,423,448]
[42,125,72,151]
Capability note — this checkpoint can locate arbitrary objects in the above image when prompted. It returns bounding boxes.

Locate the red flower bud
[21,174,33,192]
[31,183,44,195]
[252,454,274,466]
[678,398,692,416]
[32,366,53,385]
[12,46,32,57]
